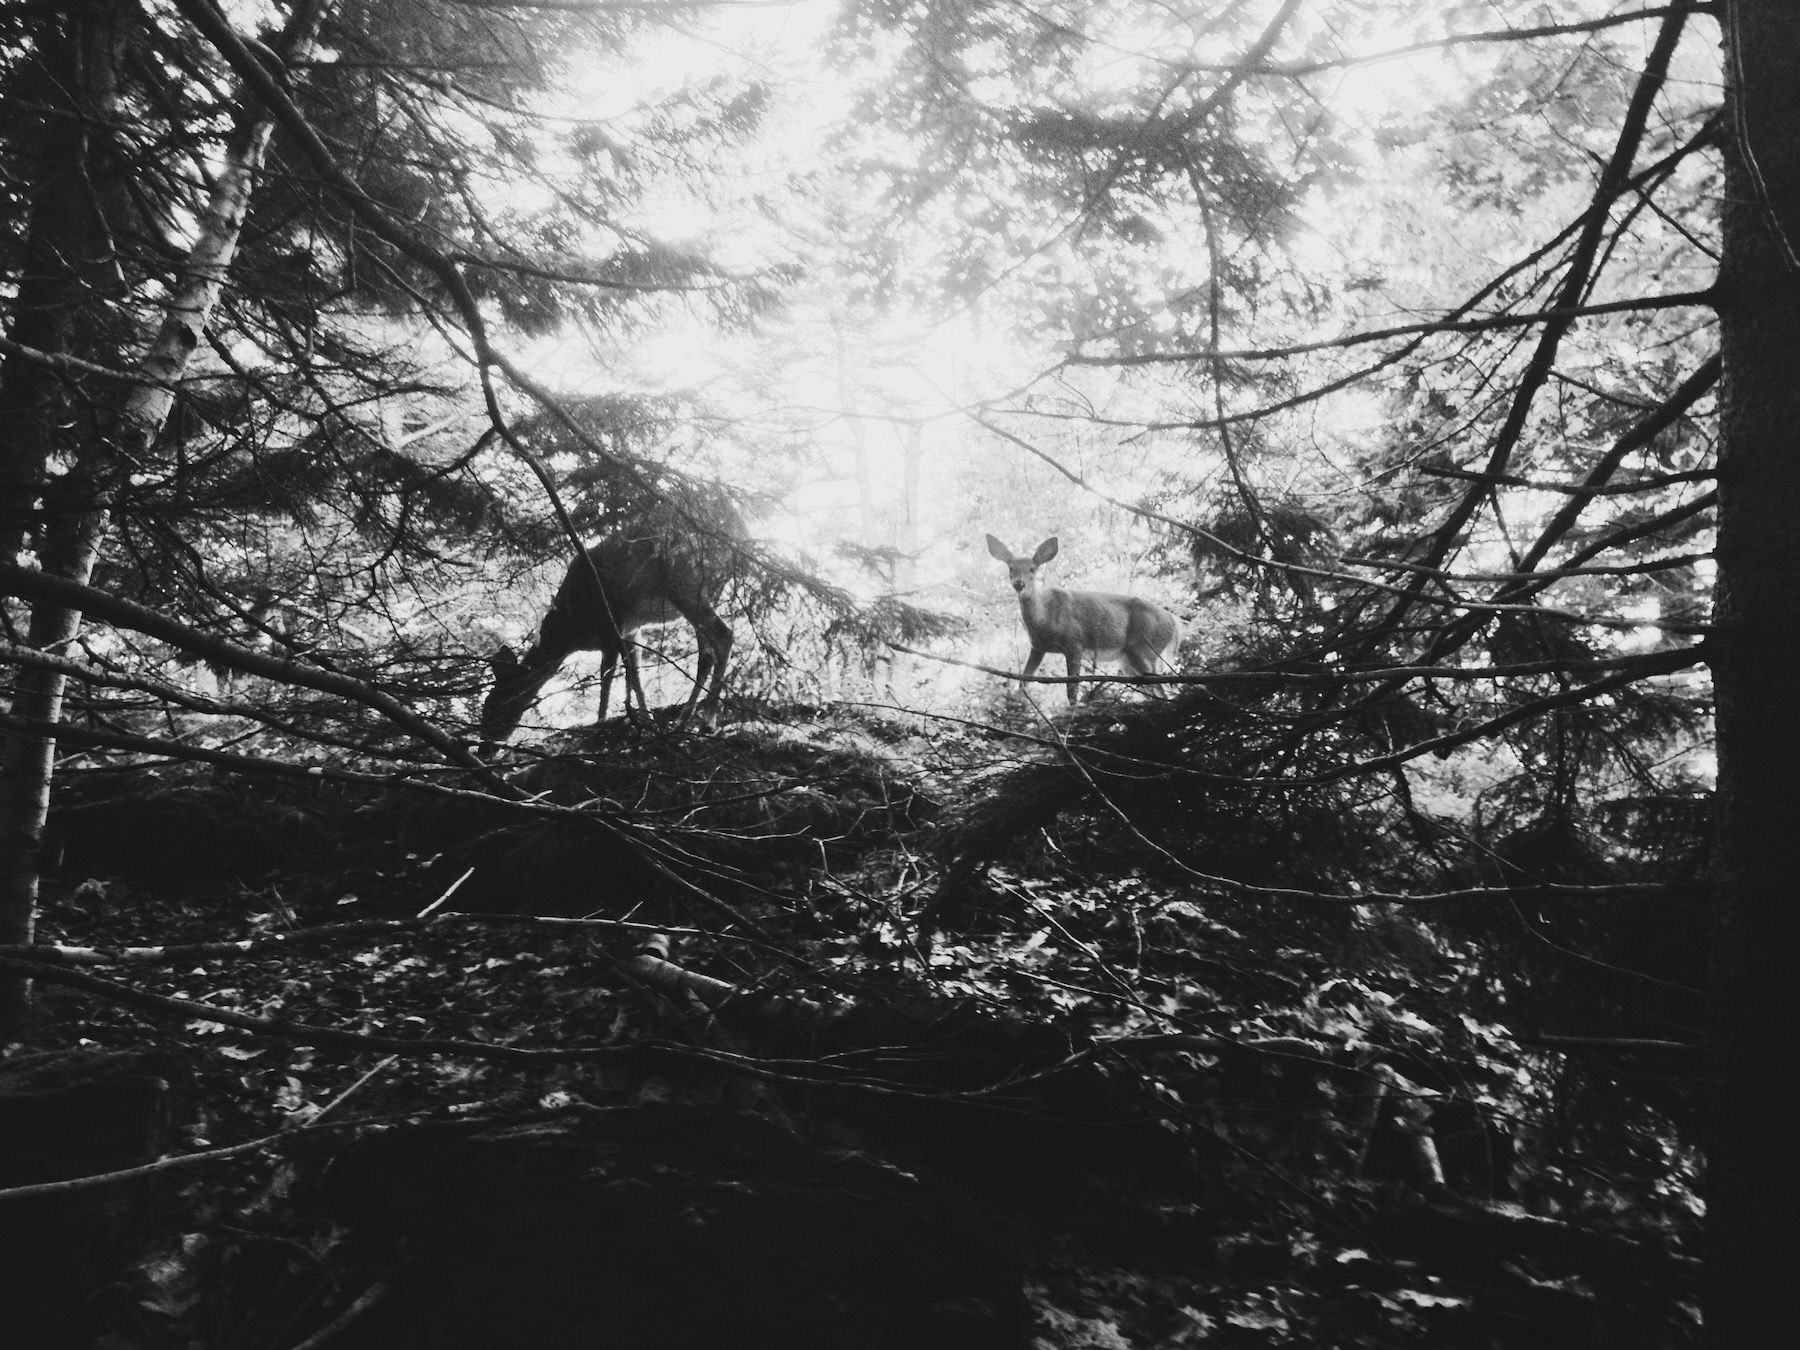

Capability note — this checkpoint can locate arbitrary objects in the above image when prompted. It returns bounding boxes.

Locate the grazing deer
[480,519,737,743]
[986,534,1182,703]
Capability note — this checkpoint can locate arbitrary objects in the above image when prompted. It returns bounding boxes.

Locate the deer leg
[1122,647,1159,697]
[680,658,709,727]
[1140,636,1184,697]
[671,622,708,728]
[690,614,733,729]
[671,637,709,729]
[619,641,650,724]
[665,603,733,731]
[1063,650,1084,703]
[596,648,619,723]
[1018,648,1046,698]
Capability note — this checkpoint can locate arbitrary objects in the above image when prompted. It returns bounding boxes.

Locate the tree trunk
[0,3,328,1036]
[835,315,897,694]
[0,3,130,560]
[0,2,131,1034]
[1707,1,1800,1342]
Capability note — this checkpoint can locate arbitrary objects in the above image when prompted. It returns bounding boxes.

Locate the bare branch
[1061,290,1716,368]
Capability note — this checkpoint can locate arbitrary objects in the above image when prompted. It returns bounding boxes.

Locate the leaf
[1393,1288,1469,1309]
[1225,1302,1290,1332]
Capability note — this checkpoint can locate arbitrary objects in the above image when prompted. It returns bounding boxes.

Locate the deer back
[546,505,743,641]
[538,536,685,651]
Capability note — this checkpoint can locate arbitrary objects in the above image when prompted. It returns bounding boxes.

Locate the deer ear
[1034,537,1059,565]
[985,534,1012,562]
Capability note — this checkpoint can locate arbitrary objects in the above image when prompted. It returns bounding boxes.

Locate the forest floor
[3,700,1702,1348]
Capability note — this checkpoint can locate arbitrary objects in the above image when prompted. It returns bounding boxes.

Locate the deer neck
[1017,580,1062,635]
[518,631,566,674]
[504,633,580,704]
[483,640,565,742]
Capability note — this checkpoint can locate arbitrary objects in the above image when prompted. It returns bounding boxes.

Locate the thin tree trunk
[1707,1,1800,1342]
[835,315,895,694]
[891,420,925,694]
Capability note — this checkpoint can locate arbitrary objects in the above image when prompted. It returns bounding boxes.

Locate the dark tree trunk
[0,3,125,558]
[0,1,129,1035]
[1708,2,1800,1343]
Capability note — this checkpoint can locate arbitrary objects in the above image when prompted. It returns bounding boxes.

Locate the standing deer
[986,534,1182,703]
[480,520,737,743]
